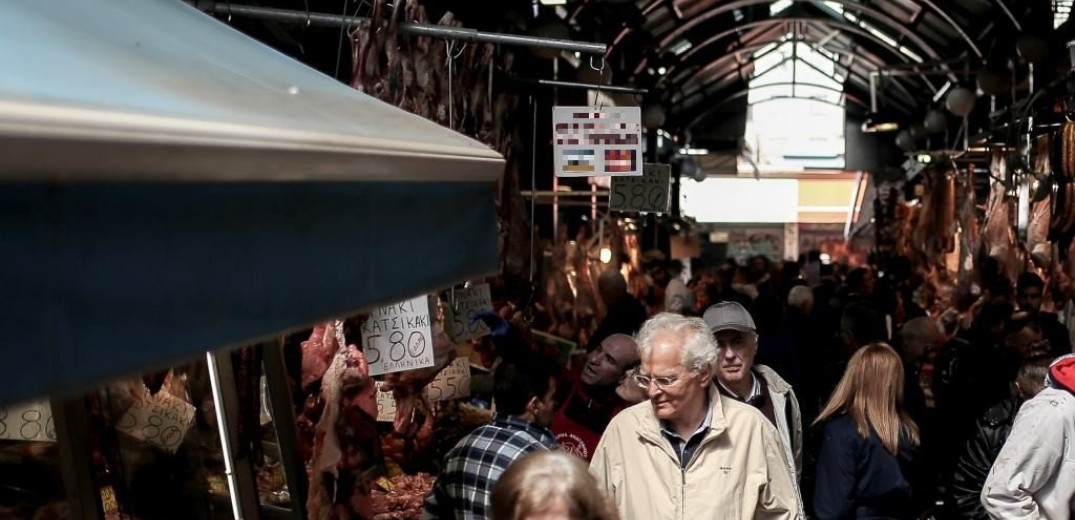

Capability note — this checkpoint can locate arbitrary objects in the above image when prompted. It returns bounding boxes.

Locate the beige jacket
[590,385,802,520]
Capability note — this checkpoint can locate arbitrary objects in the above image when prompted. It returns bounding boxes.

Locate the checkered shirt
[423,413,559,520]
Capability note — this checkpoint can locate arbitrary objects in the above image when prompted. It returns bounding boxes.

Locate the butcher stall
[0,0,503,519]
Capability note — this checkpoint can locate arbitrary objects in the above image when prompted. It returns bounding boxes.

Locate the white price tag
[445,284,494,342]
[610,163,671,214]
[116,390,195,453]
[361,296,435,376]
[554,106,642,177]
[375,382,396,423]
[423,357,472,403]
[0,399,56,443]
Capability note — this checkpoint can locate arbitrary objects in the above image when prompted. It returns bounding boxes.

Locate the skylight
[742,39,846,173]
[1056,0,1073,29]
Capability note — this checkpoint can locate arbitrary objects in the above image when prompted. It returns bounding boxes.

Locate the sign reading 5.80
[610,163,671,214]
[0,400,56,443]
[361,295,435,376]
[445,284,494,342]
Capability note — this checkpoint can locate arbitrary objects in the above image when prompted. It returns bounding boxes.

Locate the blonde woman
[813,343,921,520]
[490,451,619,520]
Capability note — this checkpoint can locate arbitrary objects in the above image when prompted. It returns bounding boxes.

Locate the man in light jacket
[703,302,804,484]
[981,353,1075,519]
[590,313,801,520]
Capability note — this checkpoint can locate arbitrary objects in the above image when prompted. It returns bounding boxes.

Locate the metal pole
[53,397,105,520]
[200,2,607,55]
[207,351,262,520]
[262,339,308,520]
[531,79,648,95]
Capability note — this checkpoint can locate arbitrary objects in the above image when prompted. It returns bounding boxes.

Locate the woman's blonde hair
[490,451,619,520]
[814,342,919,454]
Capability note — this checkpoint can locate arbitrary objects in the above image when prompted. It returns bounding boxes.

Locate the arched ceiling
[566,0,1057,136]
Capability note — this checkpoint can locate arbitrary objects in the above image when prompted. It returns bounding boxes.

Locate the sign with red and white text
[554,106,642,177]
[361,296,435,376]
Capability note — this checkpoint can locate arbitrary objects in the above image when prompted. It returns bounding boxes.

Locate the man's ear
[698,365,713,387]
[525,395,541,414]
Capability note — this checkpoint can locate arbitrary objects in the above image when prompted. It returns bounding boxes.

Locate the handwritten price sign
[361,296,435,376]
[445,284,494,342]
[0,399,56,443]
[375,382,397,423]
[424,357,472,403]
[116,390,195,453]
[610,163,671,214]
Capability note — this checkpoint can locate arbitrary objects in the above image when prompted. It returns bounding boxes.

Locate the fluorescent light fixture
[932,81,953,103]
[670,39,693,56]
[770,0,792,15]
[860,112,900,133]
[539,0,567,5]
[678,148,710,156]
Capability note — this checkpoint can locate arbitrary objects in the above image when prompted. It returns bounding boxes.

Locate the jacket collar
[754,364,791,394]
[637,385,729,449]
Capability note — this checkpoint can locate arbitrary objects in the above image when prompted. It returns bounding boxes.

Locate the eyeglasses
[632,369,688,390]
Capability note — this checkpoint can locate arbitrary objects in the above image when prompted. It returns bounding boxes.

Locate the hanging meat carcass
[378,319,456,467]
[982,150,1021,282]
[306,322,381,520]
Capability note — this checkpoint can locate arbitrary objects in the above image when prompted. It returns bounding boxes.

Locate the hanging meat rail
[191,1,608,55]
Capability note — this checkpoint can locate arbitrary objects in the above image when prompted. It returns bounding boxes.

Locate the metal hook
[304,0,311,28]
[446,41,467,62]
[226,0,233,23]
[589,55,605,73]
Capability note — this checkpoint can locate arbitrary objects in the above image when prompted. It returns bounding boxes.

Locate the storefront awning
[0,0,505,404]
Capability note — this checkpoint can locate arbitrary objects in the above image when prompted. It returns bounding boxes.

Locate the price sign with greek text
[361,296,435,376]
[0,399,56,442]
[445,284,494,342]
[375,382,396,423]
[610,163,671,214]
[116,390,195,453]
[424,357,472,403]
[554,106,642,177]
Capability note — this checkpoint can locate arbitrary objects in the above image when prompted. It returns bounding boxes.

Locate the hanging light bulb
[600,247,613,263]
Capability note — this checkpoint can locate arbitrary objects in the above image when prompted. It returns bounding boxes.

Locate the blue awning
[0,0,504,404]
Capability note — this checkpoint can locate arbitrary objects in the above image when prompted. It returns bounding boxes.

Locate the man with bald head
[552,333,642,460]
[588,269,648,351]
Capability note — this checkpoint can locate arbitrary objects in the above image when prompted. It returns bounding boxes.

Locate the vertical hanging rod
[195,2,608,55]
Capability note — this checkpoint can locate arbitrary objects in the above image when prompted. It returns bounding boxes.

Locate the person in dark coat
[1016,272,1072,357]
[587,269,647,351]
[813,343,922,520]
[950,355,1053,519]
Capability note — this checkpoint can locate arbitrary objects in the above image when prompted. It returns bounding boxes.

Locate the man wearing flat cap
[704,301,804,486]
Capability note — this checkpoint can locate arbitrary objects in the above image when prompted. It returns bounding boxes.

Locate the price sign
[0,399,56,443]
[116,390,195,453]
[554,106,642,177]
[361,295,435,376]
[610,163,671,214]
[445,284,494,342]
[375,382,396,423]
[424,357,472,403]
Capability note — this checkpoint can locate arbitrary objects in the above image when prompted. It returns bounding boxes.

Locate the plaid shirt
[423,413,559,520]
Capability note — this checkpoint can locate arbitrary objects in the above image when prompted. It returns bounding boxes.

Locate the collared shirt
[659,399,713,468]
[423,413,559,520]
[717,371,761,402]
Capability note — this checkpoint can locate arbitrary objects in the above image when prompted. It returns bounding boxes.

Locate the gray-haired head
[787,285,814,312]
[635,313,719,374]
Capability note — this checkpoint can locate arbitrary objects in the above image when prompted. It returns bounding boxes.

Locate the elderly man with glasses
[590,313,801,520]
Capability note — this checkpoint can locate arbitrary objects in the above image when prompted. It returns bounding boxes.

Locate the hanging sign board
[116,390,196,453]
[553,106,642,177]
[0,399,56,443]
[445,284,494,342]
[424,357,472,403]
[610,163,671,213]
[375,382,396,423]
[361,296,435,376]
